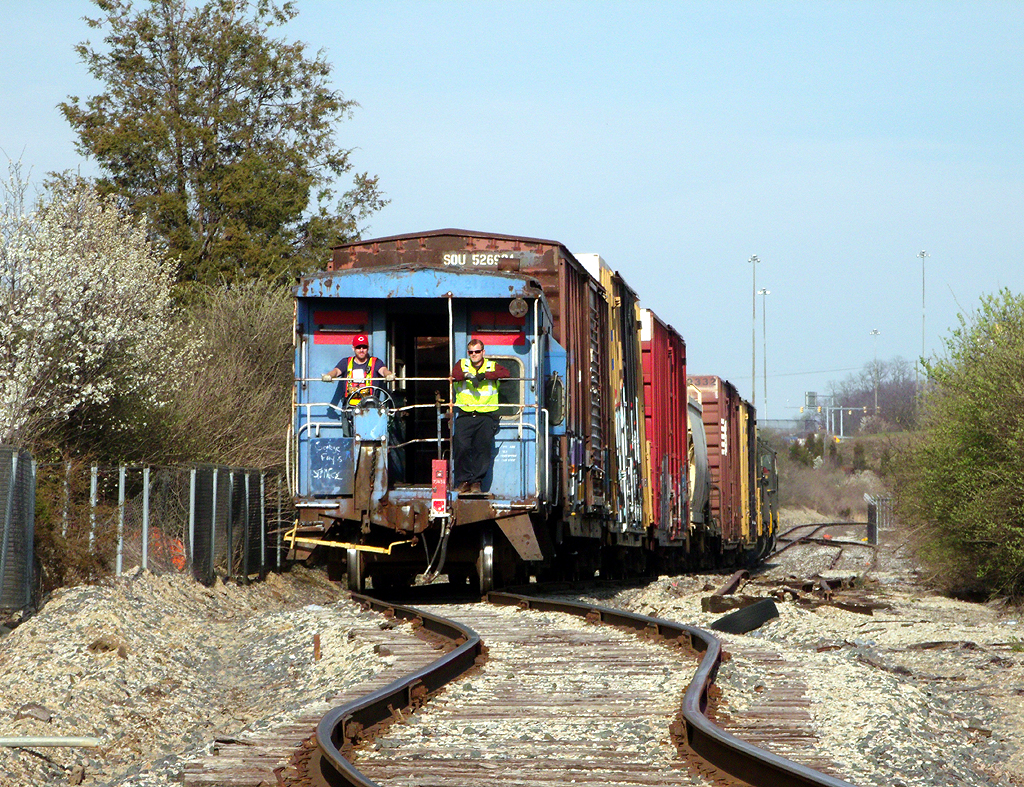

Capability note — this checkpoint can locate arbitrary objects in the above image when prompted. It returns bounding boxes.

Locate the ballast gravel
[0,567,385,787]
[0,510,1022,786]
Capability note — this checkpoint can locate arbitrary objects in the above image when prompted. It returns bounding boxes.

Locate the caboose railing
[291,376,547,500]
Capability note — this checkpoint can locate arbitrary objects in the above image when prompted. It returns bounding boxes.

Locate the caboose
[287,229,774,592]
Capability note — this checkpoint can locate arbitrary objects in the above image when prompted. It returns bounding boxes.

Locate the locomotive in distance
[286,229,778,593]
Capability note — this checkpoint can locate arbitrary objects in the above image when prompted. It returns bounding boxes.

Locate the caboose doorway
[388,304,452,485]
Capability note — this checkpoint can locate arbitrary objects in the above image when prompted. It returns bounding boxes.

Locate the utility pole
[759,288,770,419]
[749,255,759,406]
[870,328,880,414]
[918,250,928,398]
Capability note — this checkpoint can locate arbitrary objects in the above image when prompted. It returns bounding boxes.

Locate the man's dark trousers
[453,410,498,487]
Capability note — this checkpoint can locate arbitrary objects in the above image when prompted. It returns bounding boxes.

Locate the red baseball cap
[352,334,369,347]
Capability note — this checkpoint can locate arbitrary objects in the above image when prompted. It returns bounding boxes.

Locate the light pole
[918,250,928,397]
[870,328,880,414]
[758,288,769,419]
[749,255,759,406]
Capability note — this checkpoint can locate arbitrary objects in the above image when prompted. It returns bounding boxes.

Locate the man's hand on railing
[321,373,334,382]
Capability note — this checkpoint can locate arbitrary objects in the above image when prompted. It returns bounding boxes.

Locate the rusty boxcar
[289,229,774,591]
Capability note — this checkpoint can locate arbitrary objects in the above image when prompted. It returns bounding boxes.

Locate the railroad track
[772,522,879,574]
[288,592,860,787]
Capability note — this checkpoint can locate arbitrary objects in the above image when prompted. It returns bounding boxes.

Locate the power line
[766,366,863,379]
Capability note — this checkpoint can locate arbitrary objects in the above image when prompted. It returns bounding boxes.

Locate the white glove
[384,372,396,382]
[321,373,333,382]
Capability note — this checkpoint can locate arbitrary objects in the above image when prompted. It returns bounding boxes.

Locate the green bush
[892,289,1024,598]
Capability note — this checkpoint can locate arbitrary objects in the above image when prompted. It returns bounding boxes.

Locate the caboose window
[494,356,523,418]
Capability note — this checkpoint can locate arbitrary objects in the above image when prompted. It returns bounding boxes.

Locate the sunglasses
[468,349,483,354]
[354,344,369,349]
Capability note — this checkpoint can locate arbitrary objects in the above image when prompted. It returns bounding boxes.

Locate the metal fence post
[141,467,151,570]
[0,453,17,602]
[242,471,250,579]
[188,469,196,572]
[210,468,218,581]
[89,465,98,549]
[260,472,266,576]
[275,475,282,570]
[117,467,126,576]
[27,459,36,609]
[62,460,71,538]
[226,470,235,580]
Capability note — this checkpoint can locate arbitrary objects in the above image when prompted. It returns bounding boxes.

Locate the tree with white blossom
[0,164,190,449]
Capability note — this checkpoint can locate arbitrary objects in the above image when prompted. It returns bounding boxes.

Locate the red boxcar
[641,309,689,547]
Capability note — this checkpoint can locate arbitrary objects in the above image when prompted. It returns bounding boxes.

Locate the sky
[4,1,1023,423]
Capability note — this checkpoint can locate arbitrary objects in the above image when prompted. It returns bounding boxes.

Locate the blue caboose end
[288,263,565,592]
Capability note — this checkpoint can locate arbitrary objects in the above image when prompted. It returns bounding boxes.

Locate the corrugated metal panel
[687,375,749,545]
[641,310,688,543]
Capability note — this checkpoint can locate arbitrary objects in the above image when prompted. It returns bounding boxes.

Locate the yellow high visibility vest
[454,359,500,412]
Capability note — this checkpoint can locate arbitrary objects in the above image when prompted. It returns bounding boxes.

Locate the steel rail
[311,593,484,787]
[487,592,858,787]
[312,591,859,787]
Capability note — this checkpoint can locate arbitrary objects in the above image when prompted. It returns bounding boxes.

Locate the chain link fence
[865,494,894,545]
[0,447,35,614]
[30,461,294,599]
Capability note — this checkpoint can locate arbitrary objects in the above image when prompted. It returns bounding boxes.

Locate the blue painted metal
[292,265,557,518]
[308,438,354,497]
[296,267,543,301]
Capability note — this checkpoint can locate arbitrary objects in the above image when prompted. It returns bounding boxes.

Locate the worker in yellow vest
[322,334,395,405]
[449,339,511,495]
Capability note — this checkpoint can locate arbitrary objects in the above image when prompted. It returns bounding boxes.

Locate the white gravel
[1,510,1022,787]
[581,514,1024,787]
[0,567,386,787]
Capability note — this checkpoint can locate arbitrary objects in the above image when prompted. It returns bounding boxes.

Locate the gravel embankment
[1,510,1022,787]
[0,567,386,787]
[581,512,1024,787]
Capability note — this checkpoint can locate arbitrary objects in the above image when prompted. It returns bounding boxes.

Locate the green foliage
[60,0,387,286]
[893,289,1024,598]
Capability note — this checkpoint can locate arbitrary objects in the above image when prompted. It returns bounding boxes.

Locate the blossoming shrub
[1,169,189,449]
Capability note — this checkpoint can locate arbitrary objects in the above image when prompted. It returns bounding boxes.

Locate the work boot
[469,482,482,494]
[457,482,471,494]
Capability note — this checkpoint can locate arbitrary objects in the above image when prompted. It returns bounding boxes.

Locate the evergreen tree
[61,0,387,286]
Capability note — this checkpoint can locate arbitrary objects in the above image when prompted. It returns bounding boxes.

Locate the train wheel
[346,549,365,593]
[476,527,496,595]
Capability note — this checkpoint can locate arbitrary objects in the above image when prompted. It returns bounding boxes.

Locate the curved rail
[312,591,858,787]
[311,593,484,787]
[488,593,857,787]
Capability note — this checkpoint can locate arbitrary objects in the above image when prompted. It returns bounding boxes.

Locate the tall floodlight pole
[759,288,770,419]
[870,329,880,414]
[918,250,928,398]
[749,255,759,406]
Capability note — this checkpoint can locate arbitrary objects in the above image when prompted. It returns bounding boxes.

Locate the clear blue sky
[4,1,1023,421]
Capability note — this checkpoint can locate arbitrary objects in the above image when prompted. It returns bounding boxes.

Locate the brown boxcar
[640,309,689,547]
[331,229,612,526]
[687,375,758,550]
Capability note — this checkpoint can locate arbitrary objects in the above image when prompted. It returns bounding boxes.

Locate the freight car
[286,229,777,592]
